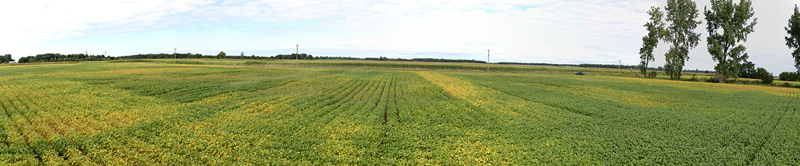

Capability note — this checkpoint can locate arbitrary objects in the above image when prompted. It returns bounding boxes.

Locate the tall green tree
[5,54,11,63]
[217,51,226,59]
[664,0,702,80]
[786,5,800,72]
[639,6,666,77]
[704,0,757,83]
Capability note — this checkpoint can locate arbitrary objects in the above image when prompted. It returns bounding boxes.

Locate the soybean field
[0,61,798,165]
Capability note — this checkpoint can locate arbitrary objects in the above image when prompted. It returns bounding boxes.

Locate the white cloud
[2,0,798,73]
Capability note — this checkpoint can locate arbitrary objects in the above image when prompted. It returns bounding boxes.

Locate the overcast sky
[1,0,799,73]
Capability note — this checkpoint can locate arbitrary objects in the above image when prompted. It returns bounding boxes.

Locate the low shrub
[647,71,657,78]
[756,67,773,84]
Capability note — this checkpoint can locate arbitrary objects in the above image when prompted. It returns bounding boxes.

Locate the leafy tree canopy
[664,0,702,80]
[704,0,757,83]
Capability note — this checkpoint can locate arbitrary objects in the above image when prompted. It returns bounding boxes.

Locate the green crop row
[0,62,797,164]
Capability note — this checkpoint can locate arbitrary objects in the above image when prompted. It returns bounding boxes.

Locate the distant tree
[789,71,799,81]
[0,54,7,63]
[640,6,666,77]
[738,61,756,78]
[664,0,702,80]
[218,51,226,59]
[779,72,799,81]
[704,0,757,83]
[240,52,245,59]
[755,67,773,84]
[779,72,790,81]
[786,5,800,72]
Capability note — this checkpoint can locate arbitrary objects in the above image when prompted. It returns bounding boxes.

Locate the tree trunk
[719,47,729,83]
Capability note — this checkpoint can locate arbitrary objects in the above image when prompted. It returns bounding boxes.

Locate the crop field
[0,61,799,165]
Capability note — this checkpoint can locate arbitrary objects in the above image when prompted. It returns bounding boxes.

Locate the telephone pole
[618,60,621,76]
[487,49,490,72]
[296,44,299,68]
[174,48,177,60]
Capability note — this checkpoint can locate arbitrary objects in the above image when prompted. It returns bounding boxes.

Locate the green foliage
[704,0,757,83]
[639,6,665,76]
[647,71,658,78]
[738,61,756,78]
[1,61,799,164]
[664,0,702,80]
[217,51,226,59]
[273,53,314,59]
[779,71,799,81]
[755,67,773,84]
[16,53,112,63]
[787,5,800,71]
[1,54,11,63]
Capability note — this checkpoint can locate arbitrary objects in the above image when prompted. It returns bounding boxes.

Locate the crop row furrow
[748,105,794,165]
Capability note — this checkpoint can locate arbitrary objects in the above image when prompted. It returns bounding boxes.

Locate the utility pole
[174,48,177,60]
[629,67,633,77]
[487,49,490,72]
[296,44,299,68]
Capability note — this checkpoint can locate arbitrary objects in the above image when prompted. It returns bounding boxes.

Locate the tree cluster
[639,0,703,80]
[779,72,800,81]
[737,61,757,78]
[272,53,314,59]
[17,53,114,63]
[0,54,12,63]
[640,0,769,82]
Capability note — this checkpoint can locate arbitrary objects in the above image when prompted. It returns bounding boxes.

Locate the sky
[1,0,799,73]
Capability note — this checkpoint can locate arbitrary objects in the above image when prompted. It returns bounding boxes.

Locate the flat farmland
[0,61,798,165]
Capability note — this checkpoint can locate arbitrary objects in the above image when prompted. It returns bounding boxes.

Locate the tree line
[0,51,723,74]
[639,0,800,84]
[16,53,114,63]
[0,54,12,63]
